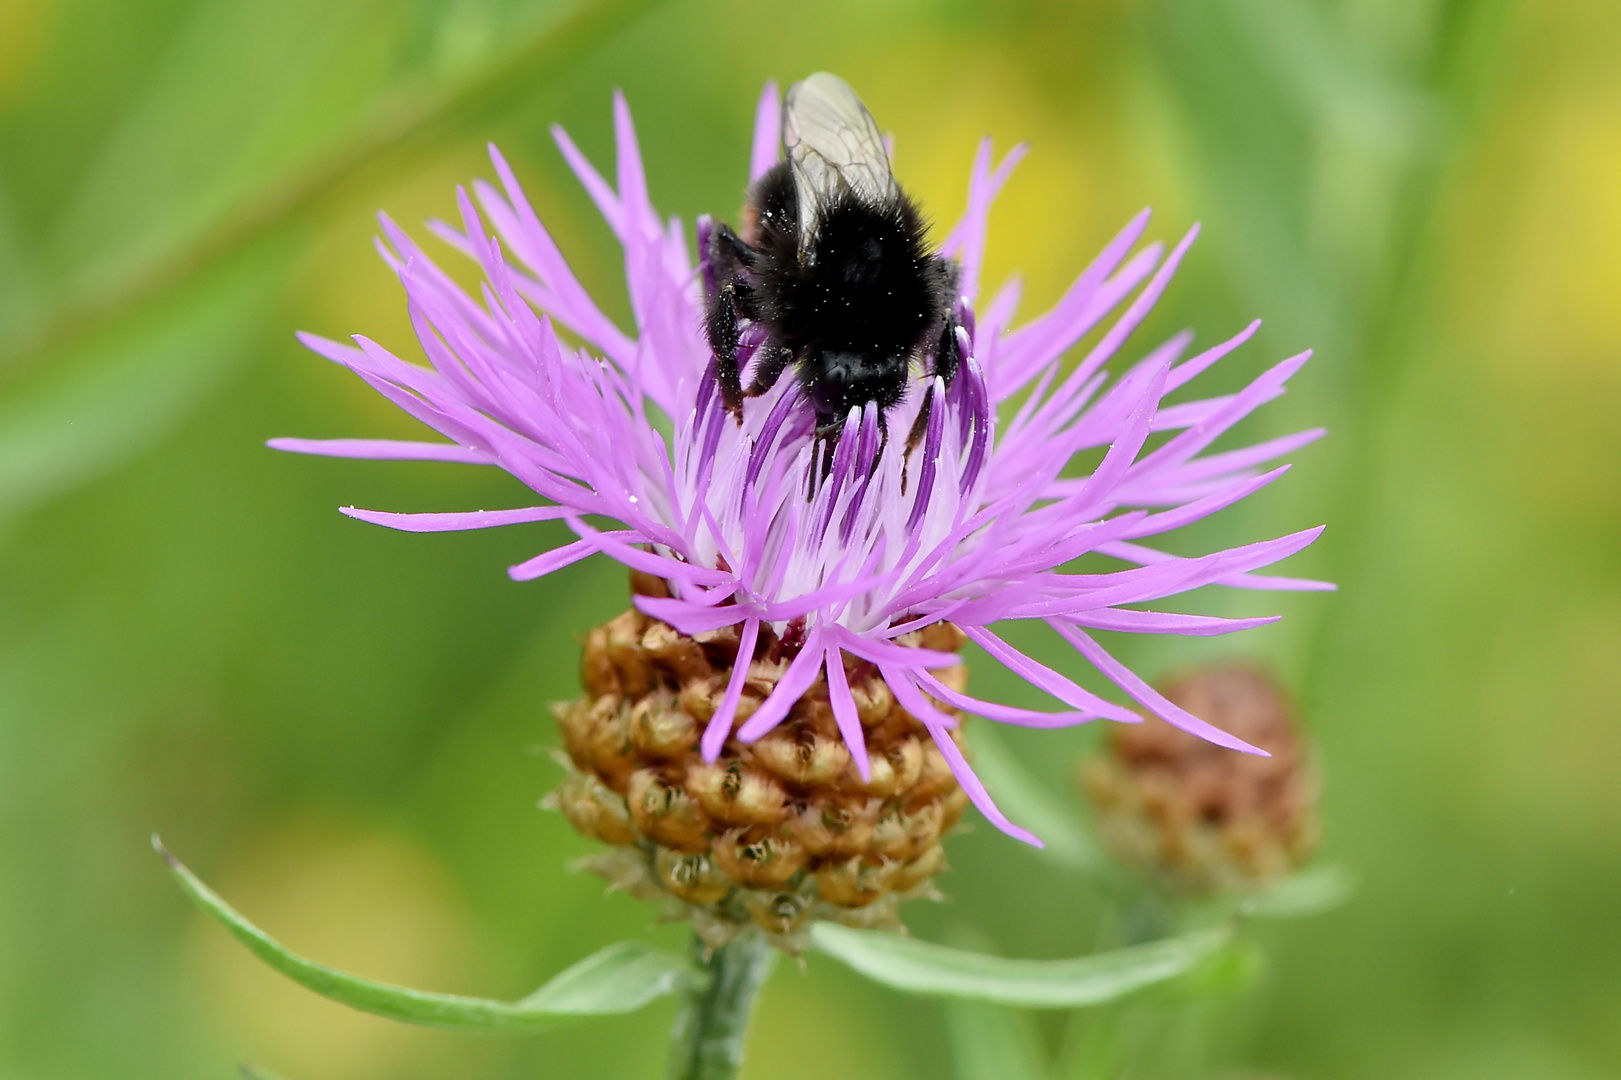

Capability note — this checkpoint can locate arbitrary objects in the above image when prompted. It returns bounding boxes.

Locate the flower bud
[850,676,893,727]
[907,742,957,808]
[939,786,971,832]
[1082,664,1319,894]
[605,611,654,698]
[580,627,619,697]
[558,694,638,793]
[640,620,713,683]
[678,673,725,723]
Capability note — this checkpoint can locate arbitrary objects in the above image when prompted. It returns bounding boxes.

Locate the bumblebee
[704,73,961,446]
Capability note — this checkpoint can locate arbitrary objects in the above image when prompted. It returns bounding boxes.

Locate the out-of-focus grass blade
[808,922,1230,1009]
[155,836,699,1032]
[946,998,1051,1080]
[0,253,275,517]
[13,0,662,371]
[1,0,664,513]
[1227,0,1433,145]
[967,724,1103,876]
[49,0,410,302]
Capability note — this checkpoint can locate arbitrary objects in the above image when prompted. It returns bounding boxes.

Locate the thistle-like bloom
[275,84,1329,846]
[1083,665,1319,893]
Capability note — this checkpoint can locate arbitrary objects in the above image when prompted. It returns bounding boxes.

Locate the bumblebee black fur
[704,160,962,445]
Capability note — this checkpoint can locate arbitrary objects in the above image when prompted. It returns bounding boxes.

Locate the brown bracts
[547,597,971,953]
[1082,665,1320,894]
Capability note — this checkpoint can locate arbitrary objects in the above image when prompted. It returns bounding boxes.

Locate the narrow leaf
[808,923,1230,1009]
[155,836,697,1032]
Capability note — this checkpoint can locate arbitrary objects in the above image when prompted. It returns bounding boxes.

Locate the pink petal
[824,644,872,781]
[880,664,1043,847]
[962,626,1141,723]
[749,81,781,181]
[702,617,760,761]
[340,505,570,532]
[913,669,1095,728]
[508,536,600,581]
[267,438,489,464]
[735,631,827,743]
[1053,623,1269,755]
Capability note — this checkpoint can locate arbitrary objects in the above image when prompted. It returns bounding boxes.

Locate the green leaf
[155,836,699,1032]
[966,724,1104,876]
[807,922,1231,1010]
[945,998,1051,1080]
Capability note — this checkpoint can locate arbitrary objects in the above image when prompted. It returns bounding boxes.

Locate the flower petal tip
[1004,823,1045,848]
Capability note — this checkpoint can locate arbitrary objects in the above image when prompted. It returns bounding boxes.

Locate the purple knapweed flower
[274,83,1330,846]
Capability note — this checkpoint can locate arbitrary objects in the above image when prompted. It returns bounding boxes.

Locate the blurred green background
[1,0,1618,1076]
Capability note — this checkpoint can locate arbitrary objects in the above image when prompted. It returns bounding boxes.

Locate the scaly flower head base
[552,581,971,952]
[1083,664,1320,893]
[273,80,1331,848]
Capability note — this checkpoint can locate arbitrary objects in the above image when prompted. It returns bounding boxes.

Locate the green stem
[667,931,777,1080]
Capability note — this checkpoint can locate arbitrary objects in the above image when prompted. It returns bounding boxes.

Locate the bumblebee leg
[705,281,745,417]
[704,222,764,419]
[905,387,934,455]
[708,222,755,281]
[808,408,852,488]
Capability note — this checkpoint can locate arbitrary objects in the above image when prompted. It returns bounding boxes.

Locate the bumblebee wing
[782,73,896,258]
